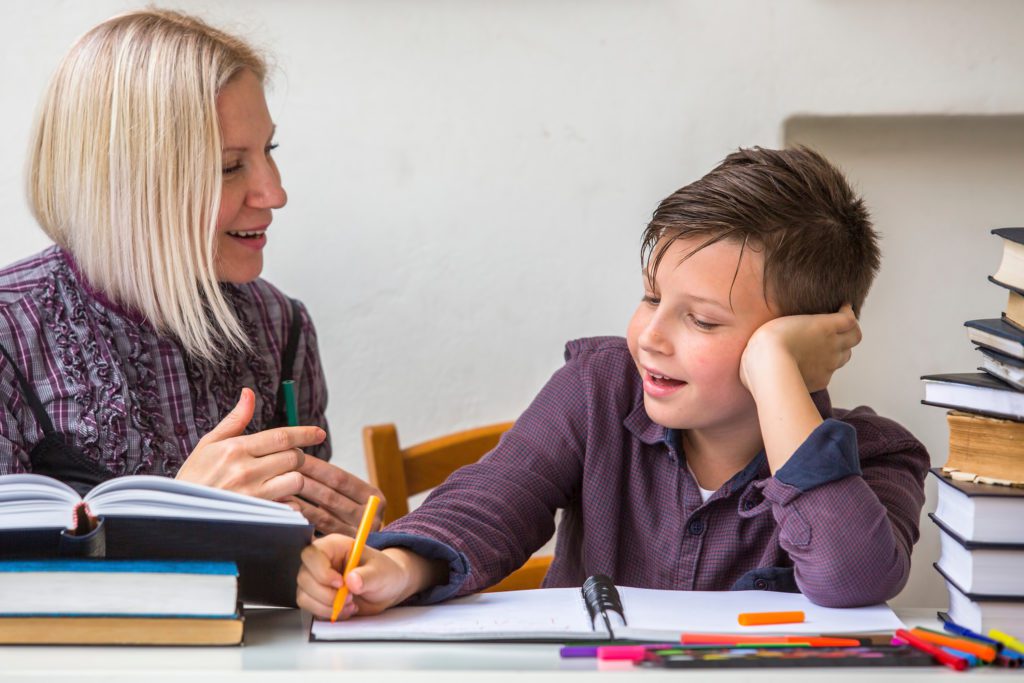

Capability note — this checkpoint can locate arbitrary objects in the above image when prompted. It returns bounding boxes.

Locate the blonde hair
[28,9,267,362]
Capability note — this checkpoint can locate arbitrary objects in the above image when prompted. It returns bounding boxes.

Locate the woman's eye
[222,162,243,175]
[265,143,279,155]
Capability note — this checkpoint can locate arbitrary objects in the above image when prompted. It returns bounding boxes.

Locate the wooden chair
[363,422,552,592]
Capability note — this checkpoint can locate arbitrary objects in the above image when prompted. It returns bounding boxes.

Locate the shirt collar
[624,382,835,469]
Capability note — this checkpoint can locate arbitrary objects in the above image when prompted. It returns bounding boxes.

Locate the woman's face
[214,69,287,283]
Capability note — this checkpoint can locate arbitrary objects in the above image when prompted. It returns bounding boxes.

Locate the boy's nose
[639,320,672,355]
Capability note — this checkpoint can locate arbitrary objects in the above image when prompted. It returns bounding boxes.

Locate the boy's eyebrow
[685,294,732,313]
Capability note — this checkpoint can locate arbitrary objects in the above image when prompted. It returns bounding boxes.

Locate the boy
[297,147,929,619]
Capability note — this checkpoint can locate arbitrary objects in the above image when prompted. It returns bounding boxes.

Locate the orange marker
[329,494,381,623]
[737,610,805,626]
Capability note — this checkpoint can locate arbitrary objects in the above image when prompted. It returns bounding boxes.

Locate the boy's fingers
[296,585,333,619]
[297,566,342,607]
[303,536,352,580]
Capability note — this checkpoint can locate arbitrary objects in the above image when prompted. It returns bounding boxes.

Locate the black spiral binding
[581,574,626,638]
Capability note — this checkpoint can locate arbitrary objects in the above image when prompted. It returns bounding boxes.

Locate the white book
[934,520,1024,596]
[310,585,904,642]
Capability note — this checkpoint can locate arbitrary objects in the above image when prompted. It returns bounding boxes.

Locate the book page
[85,475,307,524]
[311,588,597,641]
[0,474,81,529]
[616,587,905,639]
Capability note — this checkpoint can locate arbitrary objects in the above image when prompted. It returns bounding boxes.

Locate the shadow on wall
[785,114,1024,608]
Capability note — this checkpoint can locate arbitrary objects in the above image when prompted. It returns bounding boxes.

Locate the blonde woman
[0,9,381,535]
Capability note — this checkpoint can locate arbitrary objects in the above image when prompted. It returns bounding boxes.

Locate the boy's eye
[642,294,660,306]
[689,315,719,331]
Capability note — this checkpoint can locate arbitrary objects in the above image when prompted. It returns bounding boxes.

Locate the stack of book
[0,472,316,644]
[920,227,1024,633]
[0,559,242,645]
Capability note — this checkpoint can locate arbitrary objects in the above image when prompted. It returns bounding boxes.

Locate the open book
[0,474,312,606]
[310,576,904,642]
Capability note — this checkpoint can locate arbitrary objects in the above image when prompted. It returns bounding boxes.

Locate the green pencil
[282,380,298,426]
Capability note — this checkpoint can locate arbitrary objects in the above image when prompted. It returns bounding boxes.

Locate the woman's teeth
[228,230,264,238]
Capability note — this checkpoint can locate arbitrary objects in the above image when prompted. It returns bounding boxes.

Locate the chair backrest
[363,421,552,592]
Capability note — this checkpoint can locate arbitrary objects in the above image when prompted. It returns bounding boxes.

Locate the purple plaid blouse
[0,246,330,479]
[371,336,930,608]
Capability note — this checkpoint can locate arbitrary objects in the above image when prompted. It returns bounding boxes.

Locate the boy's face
[626,235,778,432]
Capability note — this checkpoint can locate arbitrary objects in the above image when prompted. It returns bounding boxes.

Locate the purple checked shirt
[370,336,930,608]
[0,246,330,478]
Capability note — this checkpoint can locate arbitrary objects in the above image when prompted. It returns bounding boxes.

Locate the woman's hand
[280,458,386,535]
[175,388,325,500]
[296,535,445,620]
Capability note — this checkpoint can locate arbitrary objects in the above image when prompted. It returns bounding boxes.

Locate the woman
[0,9,380,534]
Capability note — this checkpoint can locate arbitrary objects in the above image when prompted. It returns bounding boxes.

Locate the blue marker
[942,620,1002,650]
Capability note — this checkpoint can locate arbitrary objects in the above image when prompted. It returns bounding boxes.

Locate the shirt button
[754,578,769,590]
[688,519,705,535]
[743,499,757,511]
[174,424,188,437]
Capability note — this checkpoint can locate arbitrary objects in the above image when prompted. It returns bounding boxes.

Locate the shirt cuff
[772,418,861,492]
[366,531,470,605]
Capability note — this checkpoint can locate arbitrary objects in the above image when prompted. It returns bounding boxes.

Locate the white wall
[2,1,1023,606]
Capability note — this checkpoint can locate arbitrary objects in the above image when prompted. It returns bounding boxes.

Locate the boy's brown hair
[642,146,880,316]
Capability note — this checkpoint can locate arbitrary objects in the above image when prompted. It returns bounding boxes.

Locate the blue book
[0,559,239,618]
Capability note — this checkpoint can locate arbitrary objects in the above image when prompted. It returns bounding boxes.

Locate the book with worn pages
[0,474,312,606]
[310,575,903,643]
[943,410,1024,484]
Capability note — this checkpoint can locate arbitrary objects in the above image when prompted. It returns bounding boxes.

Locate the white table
[1,608,1016,681]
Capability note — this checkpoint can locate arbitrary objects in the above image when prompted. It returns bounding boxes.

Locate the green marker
[282,380,298,426]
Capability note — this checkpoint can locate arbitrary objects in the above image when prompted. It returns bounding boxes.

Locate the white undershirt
[687,463,717,503]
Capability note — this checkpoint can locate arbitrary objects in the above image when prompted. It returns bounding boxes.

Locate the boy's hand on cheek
[740,304,861,396]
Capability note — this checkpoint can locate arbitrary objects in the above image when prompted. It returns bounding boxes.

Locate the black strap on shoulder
[274,298,304,426]
[0,341,56,435]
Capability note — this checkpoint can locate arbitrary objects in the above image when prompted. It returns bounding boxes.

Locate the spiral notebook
[310,575,904,642]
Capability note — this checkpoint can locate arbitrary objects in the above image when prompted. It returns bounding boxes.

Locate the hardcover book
[964,318,1024,360]
[0,559,238,617]
[989,227,1024,294]
[0,474,313,606]
[932,516,1024,596]
[0,615,243,646]
[930,469,1024,545]
[935,564,1024,635]
[920,372,1024,421]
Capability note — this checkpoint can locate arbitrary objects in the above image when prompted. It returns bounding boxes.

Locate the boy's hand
[740,304,861,396]
[296,535,446,620]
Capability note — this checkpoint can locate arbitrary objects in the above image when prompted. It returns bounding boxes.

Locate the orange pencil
[910,627,997,663]
[738,610,805,626]
[329,494,381,623]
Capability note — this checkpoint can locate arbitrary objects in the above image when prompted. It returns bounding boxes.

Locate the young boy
[297,147,929,619]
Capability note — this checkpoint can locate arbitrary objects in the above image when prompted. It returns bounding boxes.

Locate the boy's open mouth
[648,372,685,388]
